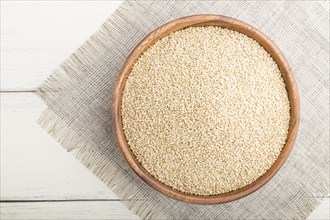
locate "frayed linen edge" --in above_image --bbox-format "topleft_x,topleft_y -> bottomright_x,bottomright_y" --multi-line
37,108 -> 169,220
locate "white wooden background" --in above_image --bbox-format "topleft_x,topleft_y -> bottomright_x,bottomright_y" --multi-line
0,1 -> 329,219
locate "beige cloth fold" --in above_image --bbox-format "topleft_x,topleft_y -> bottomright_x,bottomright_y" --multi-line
37,1 -> 329,219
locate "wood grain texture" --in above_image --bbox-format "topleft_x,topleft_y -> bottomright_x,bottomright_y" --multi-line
0,201 -> 139,220
0,93 -> 117,201
112,14 -> 300,204
0,1 -> 328,219
0,1 -> 122,91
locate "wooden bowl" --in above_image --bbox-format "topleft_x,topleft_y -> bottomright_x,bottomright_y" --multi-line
112,14 -> 300,204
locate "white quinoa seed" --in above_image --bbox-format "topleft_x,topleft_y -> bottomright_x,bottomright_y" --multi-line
121,26 -> 290,196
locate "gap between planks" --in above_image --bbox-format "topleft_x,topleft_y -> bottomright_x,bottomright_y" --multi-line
0,90 -> 36,93
0,199 -> 147,203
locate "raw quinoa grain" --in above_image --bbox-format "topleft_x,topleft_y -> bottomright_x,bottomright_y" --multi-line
121,26 -> 290,196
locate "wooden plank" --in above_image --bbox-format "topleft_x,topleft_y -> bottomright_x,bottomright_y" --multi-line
0,201 -> 139,220
308,198 -> 330,220
1,93 -> 117,200
1,1 -> 122,91
1,92 -> 329,219
0,198 -> 328,220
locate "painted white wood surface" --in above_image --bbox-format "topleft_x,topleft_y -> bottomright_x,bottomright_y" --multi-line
0,93 -> 118,201
1,1 -> 122,91
0,1 -> 328,220
1,201 -> 139,220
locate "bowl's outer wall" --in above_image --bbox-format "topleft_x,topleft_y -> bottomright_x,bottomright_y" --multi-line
112,14 -> 300,204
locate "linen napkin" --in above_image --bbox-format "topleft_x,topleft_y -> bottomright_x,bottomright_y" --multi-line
37,1 -> 329,219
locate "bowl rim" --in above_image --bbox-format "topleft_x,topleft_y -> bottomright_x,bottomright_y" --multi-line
111,14 -> 300,204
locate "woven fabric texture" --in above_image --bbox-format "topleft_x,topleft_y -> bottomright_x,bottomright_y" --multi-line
37,1 -> 329,219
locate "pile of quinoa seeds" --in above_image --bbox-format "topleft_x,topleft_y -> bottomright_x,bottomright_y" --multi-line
121,26 -> 290,196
